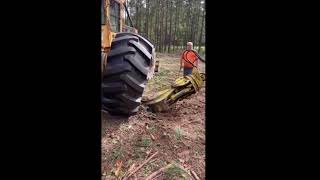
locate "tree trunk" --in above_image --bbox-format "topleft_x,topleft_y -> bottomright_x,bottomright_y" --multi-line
128,0 -> 205,53
198,10 -> 205,53
135,0 -> 139,30
155,0 -> 160,51
189,0 -> 194,43
168,1 -> 173,53
185,0 -> 191,46
159,1 -> 163,52
145,0 -> 149,38
173,0 -> 180,53
164,0 -> 168,53
194,6 -> 201,48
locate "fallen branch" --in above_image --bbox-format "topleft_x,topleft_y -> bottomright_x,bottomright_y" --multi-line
122,163 -> 136,179
190,170 -> 200,180
114,161 -> 123,177
148,158 -> 157,164
150,134 -> 156,141
150,173 -> 162,180
123,151 -> 159,180
145,163 -> 174,180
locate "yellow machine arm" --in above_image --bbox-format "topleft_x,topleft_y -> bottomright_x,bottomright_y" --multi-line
142,68 -> 205,112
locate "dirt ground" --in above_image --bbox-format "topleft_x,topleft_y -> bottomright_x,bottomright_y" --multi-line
102,53 -> 205,180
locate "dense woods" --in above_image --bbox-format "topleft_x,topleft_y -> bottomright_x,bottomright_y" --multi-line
125,0 -> 205,54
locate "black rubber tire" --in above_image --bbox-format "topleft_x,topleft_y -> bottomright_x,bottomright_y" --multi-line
102,32 -> 155,116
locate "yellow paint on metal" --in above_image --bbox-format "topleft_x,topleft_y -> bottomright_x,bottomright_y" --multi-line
101,0 -> 128,65
143,89 -> 175,105
142,68 -> 205,113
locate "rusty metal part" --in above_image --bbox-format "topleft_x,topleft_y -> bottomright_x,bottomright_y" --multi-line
142,68 -> 205,112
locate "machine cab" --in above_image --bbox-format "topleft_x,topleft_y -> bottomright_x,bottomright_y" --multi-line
101,0 -> 137,49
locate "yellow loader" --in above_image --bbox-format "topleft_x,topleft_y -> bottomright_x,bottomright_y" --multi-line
102,0 -> 205,115
101,0 -> 156,115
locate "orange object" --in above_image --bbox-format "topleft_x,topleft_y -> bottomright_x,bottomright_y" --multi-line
181,50 -> 198,68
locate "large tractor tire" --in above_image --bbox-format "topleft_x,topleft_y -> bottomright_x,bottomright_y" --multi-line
102,32 -> 155,116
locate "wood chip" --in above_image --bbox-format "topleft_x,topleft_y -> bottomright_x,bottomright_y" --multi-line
191,170 -> 200,180
114,160 -> 122,177
150,134 -> 156,141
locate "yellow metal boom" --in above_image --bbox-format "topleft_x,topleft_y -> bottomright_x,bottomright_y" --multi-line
142,68 -> 205,112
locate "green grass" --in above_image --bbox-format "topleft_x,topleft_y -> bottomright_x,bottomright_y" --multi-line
135,136 -> 152,147
141,137 -> 152,147
133,147 -> 146,160
142,159 -> 167,177
164,164 -> 188,180
145,69 -> 174,93
109,145 -> 123,165
147,125 -> 157,133
174,127 -> 183,141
